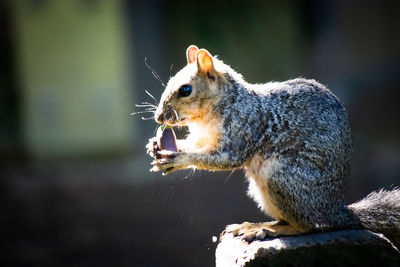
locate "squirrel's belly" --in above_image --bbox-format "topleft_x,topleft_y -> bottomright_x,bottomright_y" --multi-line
244,155 -> 284,220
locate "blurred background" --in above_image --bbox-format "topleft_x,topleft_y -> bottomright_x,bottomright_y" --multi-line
1,0 -> 399,266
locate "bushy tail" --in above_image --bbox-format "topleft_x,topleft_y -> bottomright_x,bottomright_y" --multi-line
349,189 -> 400,247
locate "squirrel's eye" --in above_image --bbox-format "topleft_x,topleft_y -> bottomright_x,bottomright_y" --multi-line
178,84 -> 192,98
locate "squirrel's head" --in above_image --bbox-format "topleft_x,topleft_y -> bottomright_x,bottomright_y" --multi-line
154,45 -> 224,126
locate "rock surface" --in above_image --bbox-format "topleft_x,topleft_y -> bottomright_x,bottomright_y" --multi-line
216,229 -> 400,267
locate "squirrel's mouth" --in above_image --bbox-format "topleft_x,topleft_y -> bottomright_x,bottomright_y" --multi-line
165,117 -> 186,127
156,109 -> 179,124
155,108 -> 189,126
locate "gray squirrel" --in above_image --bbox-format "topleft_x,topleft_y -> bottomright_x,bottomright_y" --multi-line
146,45 -> 400,246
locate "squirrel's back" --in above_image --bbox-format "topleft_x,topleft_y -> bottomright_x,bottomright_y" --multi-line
214,77 -> 354,228
217,77 -> 352,178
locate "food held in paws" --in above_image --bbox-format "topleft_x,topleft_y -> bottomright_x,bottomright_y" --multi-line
156,125 -> 178,153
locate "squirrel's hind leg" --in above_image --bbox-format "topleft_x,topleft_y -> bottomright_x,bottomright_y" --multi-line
222,220 -> 308,242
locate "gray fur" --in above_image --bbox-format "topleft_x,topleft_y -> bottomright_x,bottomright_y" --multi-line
349,189 -> 400,245
213,76 -> 357,230
150,48 -> 400,246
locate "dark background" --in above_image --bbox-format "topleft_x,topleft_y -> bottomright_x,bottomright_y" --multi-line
1,0 -> 399,266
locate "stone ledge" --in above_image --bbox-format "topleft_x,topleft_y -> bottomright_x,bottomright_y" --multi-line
216,229 -> 400,267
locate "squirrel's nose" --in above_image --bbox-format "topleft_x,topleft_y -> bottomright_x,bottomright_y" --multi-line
155,112 -> 165,124
155,110 -> 177,124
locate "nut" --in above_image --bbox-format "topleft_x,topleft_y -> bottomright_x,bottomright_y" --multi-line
156,126 -> 178,153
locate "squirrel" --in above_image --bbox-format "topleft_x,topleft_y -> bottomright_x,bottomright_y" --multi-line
146,45 -> 400,246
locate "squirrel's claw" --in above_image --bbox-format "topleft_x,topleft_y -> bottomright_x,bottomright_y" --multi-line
156,150 -> 179,159
222,221 -> 281,242
222,221 -> 304,242
149,165 -> 177,175
162,167 -> 177,176
150,151 -> 183,175
146,137 -> 159,158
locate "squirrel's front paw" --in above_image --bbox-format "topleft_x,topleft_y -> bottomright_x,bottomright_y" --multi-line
146,137 -> 160,158
150,151 -> 184,175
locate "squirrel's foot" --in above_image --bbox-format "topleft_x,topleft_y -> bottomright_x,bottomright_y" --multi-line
222,221 -> 306,242
150,151 -> 185,175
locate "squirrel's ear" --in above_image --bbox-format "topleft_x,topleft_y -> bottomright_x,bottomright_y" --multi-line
196,49 -> 214,74
186,45 -> 199,64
